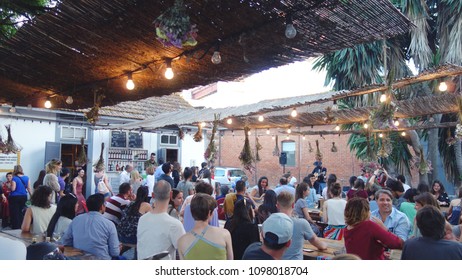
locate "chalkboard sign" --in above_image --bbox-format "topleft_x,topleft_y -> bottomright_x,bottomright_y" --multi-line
128,132 -> 143,148
111,131 -> 127,147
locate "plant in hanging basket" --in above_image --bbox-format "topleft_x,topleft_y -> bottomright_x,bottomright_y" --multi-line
369,101 -> 398,130
255,137 -> 263,162
93,142 -> 105,171
84,94 -> 105,125
4,125 -> 22,154
239,126 -> 255,173
153,0 -> 198,48
193,124 -> 203,142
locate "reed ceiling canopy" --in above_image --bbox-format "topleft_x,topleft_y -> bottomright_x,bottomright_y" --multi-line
0,0 -> 411,109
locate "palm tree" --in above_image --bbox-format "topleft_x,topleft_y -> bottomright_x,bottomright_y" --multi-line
313,0 -> 462,188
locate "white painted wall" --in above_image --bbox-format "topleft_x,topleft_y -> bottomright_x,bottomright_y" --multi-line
0,118 -> 56,185
180,133 -> 206,169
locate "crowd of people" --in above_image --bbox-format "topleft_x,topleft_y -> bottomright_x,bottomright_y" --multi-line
1,156 -> 462,260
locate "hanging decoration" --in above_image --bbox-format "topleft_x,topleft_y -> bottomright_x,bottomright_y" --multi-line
456,124 -> 462,139
377,134 -> 392,158
255,137 -> 262,162
446,129 -> 456,146
193,123 -> 203,142
84,93 -> 105,125
322,106 -> 337,124
204,114 -> 219,164
3,125 -> 22,154
93,142 -> 105,171
77,137 -> 88,166
331,142 -> 337,152
153,0 -> 198,48
239,126 -> 255,173
456,97 -> 462,139
308,142 -> 313,153
315,140 -> 323,161
369,100 -> 398,130
0,133 -> 7,153
412,147 -> 432,175
178,127 -> 185,140
272,135 -> 280,156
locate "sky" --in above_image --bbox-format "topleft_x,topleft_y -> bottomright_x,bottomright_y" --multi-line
181,58 -> 332,108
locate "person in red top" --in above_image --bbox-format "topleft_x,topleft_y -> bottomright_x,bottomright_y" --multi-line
344,197 -> 403,260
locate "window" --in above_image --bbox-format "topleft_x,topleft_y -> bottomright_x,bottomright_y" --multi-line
60,126 -> 87,140
160,134 -> 178,145
282,141 -> 296,166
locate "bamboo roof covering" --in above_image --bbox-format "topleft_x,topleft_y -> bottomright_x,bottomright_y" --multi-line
0,0 -> 412,109
106,64 -> 462,131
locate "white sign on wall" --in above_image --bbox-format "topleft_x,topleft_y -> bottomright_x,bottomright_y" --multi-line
0,152 -> 20,172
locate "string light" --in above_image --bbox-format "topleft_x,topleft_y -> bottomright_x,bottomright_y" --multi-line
266,129 -> 270,135
200,121 -> 206,128
211,42 -> 222,64
44,98 -> 52,109
165,60 -> 174,80
9,103 -> 16,113
258,115 -> 264,122
380,94 -> 387,103
226,118 -> 233,125
363,123 -> 369,129
378,133 -> 383,138
272,135 -> 275,140
286,135 -> 290,140
438,81 -> 447,92
401,131 -> 406,136
291,108 -> 297,117
394,120 -> 399,126
285,14 -> 297,39
248,130 -> 251,136
335,125 -> 340,131
302,135 -> 306,140
287,127 -> 292,134
126,73 -> 135,90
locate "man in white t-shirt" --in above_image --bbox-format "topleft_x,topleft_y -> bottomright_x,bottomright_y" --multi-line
119,164 -> 133,184
137,180 -> 185,260
396,175 -> 411,192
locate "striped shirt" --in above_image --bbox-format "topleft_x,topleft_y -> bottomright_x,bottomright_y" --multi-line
103,194 -> 130,225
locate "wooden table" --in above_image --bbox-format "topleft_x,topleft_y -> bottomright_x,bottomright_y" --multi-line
303,237 -> 402,260
0,229 -> 97,259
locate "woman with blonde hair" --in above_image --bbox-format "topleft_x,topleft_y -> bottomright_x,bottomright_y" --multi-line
94,166 -> 112,199
129,169 -> 143,193
43,159 -> 62,204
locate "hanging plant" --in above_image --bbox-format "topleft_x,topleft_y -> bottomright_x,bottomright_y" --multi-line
272,135 -> 280,156
255,137 -> 262,162
153,0 -> 198,48
446,129 -> 456,146
369,98 -> 398,130
193,123 -> 203,142
322,106 -> 337,124
239,126 -> 255,173
315,140 -> 323,161
0,133 -> 7,153
308,142 -> 313,153
84,93 -> 105,125
331,142 -> 337,152
204,114 -> 219,164
178,127 -> 184,140
411,147 -> 432,175
93,142 -> 105,171
77,137 -> 88,166
4,125 -> 22,154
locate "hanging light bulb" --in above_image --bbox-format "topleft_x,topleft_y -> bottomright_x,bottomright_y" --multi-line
226,118 -> 232,125
363,123 -> 369,129
394,120 -> 400,126
287,127 -> 292,134
401,131 -> 406,136
258,115 -> 264,122
286,135 -> 290,140
126,73 -> 135,90
165,60 -> 174,80
335,125 -> 340,131
439,81 -> 448,92
332,100 -> 338,110
379,133 -> 383,138
272,135 -> 275,140
44,98 -> 52,109
211,51 -> 222,64
66,96 -> 74,104
291,108 -> 297,117
248,130 -> 251,136
380,94 -> 387,103
285,14 -> 297,39
302,135 -> 306,140
266,129 -> 270,135
200,122 -> 206,128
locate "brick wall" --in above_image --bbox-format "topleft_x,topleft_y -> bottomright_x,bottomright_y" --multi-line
217,127 -> 364,187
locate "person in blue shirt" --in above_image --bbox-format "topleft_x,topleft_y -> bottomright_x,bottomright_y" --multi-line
302,175 -> 318,208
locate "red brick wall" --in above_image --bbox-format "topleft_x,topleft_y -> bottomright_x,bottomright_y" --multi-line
217,127 -> 364,187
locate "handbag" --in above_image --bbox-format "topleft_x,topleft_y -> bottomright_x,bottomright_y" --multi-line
97,177 -> 109,195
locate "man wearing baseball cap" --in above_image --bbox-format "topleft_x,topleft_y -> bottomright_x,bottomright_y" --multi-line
242,213 -> 293,260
